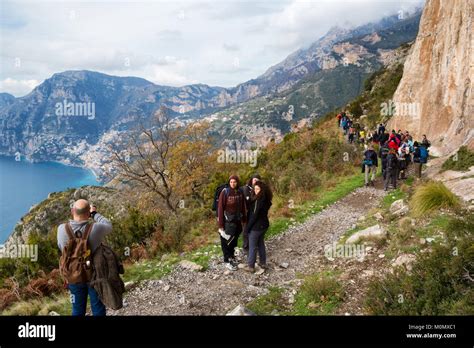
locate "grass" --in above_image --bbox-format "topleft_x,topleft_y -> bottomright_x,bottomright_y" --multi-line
365,213 -> 474,315
409,181 -> 461,217
382,188 -> 407,210
246,287 -> 288,315
2,294 -> 71,316
441,146 -> 474,172
293,271 -> 344,315
122,255 -> 180,283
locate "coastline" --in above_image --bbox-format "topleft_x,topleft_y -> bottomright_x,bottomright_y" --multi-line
0,155 -> 102,243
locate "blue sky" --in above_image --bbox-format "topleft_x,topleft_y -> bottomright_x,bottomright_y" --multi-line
0,0 -> 423,97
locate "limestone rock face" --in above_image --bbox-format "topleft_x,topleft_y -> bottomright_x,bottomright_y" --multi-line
389,0 -> 473,156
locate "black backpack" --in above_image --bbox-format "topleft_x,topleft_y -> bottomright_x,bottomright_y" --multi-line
212,183 -> 229,215
387,154 -> 398,170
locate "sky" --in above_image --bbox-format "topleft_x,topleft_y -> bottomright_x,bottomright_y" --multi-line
0,0 -> 424,97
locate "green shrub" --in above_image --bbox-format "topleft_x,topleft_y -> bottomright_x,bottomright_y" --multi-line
441,146 -> 474,172
293,272 -> 344,315
107,208 -> 161,258
365,214 -> 474,315
247,287 -> 287,315
410,181 -> 461,217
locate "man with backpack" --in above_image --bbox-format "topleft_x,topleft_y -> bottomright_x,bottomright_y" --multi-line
413,141 -> 428,178
217,175 -> 247,271
363,145 -> 378,187
378,123 -> 385,136
57,199 -> 113,316
384,148 -> 399,191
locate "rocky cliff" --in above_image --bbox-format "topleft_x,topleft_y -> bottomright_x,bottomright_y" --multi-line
389,0 -> 473,155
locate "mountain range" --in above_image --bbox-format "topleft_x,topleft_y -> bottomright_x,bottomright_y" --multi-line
0,9 -> 421,181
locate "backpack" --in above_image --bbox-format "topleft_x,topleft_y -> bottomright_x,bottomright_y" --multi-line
387,154 -> 398,169
363,150 -> 374,166
419,146 -> 428,163
59,222 -> 94,284
212,184 -> 229,213
89,244 -> 125,310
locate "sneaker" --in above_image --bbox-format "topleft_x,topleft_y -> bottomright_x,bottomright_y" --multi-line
225,262 -> 237,271
257,263 -> 268,270
228,257 -> 238,267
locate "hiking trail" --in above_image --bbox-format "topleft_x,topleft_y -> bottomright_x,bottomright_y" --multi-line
111,182 -> 390,315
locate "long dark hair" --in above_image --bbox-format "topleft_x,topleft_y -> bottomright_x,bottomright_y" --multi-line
253,180 -> 273,203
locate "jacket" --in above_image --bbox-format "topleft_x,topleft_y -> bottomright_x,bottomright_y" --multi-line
245,196 -> 272,233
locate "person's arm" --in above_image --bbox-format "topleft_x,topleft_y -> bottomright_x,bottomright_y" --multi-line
245,198 -> 264,233
91,213 -> 112,233
57,224 -> 68,252
241,192 -> 247,224
217,190 -> 226,229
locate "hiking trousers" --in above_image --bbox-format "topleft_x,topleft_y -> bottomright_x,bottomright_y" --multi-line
384,168 -> 397,190
414,162 -> 422,178
220,224 -> 241,262
365,165 -> 376,184
247,228 -> 267,268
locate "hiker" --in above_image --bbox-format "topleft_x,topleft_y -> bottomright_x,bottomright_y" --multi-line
384,148 -> 399,191
421,134 -> 431,148
57,199 -> 112,316
341,116 -> 349,135
348,126 -> 355,144
413,141 -> 423,178
379,130 -> 389,146
414,141 -> 429,178
398,147 -> 408,180
217,175 -> 247,271
378,123 -> 385,136
388,132 -> 400,151
372,129 -> 379,144
359,129 -> 366,144
241,174 -> 261,255
379,140 -> 389,181
396,129 -> 403,141
363,145 -> 378,187
336,113 -> 342,127
243,181 -> 272,273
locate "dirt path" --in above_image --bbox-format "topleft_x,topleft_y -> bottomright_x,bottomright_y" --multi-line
111,183 -> 388,316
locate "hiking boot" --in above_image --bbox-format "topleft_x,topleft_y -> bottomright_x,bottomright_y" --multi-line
242,265 -> 255,273
257,263 -> 267,270
225,262 -> 237,271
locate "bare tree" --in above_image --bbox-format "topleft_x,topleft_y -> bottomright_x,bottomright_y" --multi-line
110,106 -> 179,212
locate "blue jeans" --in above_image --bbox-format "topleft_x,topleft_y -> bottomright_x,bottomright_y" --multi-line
68,283 -> 106,316
247,228 -> 267,268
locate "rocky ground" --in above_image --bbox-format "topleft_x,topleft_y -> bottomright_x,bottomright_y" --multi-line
110,183 -> 389,316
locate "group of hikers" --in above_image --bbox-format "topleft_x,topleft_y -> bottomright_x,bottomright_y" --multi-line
58,174 -> 273,316
213,174 -> 272,273
56,111 -> 431,316
337,111 -> 431,191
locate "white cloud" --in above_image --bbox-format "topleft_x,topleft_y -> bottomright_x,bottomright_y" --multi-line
0,78 -> 40,96
0,0 -> 424,96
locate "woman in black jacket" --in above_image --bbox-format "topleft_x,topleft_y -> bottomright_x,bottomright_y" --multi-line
243,181 -> 272,273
